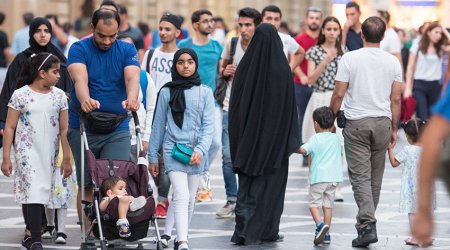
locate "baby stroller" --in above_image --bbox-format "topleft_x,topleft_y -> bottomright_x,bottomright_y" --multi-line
79,112 -> 163,250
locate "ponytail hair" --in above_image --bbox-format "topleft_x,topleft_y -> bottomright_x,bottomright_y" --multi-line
401,118 -> 426,143
16,52 -> 60,90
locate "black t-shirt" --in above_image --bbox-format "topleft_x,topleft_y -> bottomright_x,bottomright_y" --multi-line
346,28 -> 363,51
0,30 -> 9,67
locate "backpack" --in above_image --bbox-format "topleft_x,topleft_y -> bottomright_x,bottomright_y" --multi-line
215,37 -> 238,107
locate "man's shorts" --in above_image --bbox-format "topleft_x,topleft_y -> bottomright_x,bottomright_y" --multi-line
308,182 -> 338,208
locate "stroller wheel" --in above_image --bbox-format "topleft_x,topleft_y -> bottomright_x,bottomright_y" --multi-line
100,240 -> 107,250
156,241 -> 163,250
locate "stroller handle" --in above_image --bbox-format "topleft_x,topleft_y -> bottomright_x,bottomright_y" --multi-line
131,111 -> 140,127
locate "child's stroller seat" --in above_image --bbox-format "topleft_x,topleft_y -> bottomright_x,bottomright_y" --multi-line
79,112 -> 162,250
87,148 -> 156,242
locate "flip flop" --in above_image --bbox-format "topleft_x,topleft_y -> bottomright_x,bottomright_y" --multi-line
404,237 -> 419,246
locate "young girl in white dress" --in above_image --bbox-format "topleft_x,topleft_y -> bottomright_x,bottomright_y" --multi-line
388,118 -> 434,246
1,52 -> 72,250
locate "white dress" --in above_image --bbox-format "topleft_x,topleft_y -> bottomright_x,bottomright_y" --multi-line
396,145 -> 435,213
8,85 -> 68,204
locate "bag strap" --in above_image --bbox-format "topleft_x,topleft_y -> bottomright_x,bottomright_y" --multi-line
145,49 -> 155,73
139,70 -> 148,107
228,37 -> 238,65
193,86 -> 201,146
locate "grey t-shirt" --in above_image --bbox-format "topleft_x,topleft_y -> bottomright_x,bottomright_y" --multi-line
119,24 -> 144,50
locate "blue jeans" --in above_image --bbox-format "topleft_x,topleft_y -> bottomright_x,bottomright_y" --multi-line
221,111 -> 237,201
294,83 -> 314,143
413,79 -> 441,121
205,106 -> 222,171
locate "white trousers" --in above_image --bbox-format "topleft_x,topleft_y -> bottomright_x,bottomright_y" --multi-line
168,172 -> 200,242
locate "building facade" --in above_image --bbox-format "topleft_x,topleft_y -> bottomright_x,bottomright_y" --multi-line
0,0 -> 331,40
0,0 -> 449,43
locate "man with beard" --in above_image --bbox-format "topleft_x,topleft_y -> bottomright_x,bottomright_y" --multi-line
261,5 -> 305,72
293,7 -> 322,167
66,9 -> 140,231
178,9 -> 223,202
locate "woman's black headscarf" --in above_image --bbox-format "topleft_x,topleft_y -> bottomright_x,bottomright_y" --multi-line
162,48 -> 201,129
229,23 -> 300,176
22,17 -> 67,63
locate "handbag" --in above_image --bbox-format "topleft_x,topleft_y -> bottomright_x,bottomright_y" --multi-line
84,111 -> 128,134
214,37 -> 238,107
171,86 -> 201,165
171,143 -> 194,165
336,110 -> 346,128
400,96 -> 416,122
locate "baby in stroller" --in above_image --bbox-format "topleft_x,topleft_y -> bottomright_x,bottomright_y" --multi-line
100,176 -> 147,238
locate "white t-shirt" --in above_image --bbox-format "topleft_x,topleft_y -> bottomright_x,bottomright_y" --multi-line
220,37 -> 246,112
335,48 -> 403,120
141,48 -> 175,91
278,32 -> 300,59
129,71 -> 157,144
380,28 -> 401,54
410,42 -> 443,81
64,35 -> 80,58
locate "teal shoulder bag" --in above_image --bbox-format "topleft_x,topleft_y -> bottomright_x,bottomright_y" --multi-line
171,143 -> 194,165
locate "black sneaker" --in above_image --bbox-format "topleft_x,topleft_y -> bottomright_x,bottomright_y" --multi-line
21,235 -> 32,249
29,242 -> 43,250
55,232 -> 67,244
41,226 -> 54,239
173,238 -> 179,250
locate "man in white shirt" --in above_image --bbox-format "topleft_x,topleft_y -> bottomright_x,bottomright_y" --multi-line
330,16 -> 403,248
377,10 -> 402,66
216,7 -> 261,218
261,5 -> 305,72
141,13 -> 181,91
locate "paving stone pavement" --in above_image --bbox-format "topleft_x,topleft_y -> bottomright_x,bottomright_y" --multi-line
0,130 -> 450,249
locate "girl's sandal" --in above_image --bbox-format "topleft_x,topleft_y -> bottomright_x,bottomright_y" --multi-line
404,237 -> 419,246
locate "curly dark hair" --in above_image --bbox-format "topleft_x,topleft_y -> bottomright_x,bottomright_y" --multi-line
401,118 -> 426,143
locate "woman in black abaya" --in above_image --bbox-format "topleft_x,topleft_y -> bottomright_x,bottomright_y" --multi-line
229,23 -> 300,245
0,17 -> 72,129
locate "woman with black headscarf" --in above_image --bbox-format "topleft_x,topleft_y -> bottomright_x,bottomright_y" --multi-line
229,23 -> 300,245
148,48 -> 215,250
0,17 -> 71,132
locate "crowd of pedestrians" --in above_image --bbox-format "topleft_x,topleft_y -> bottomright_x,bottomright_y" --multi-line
0,1 -> 450,249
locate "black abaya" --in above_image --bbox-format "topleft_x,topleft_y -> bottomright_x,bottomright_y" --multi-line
228,23 -> 300,245
0,17 -> 72,127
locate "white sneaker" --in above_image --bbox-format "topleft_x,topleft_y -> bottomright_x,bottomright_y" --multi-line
216,201 -> 236,218
160,234 -> 170,248
334,190 -> 344,202
129,196 -> 147,211
41,226 -> 54,239
55,232 -> 67,244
